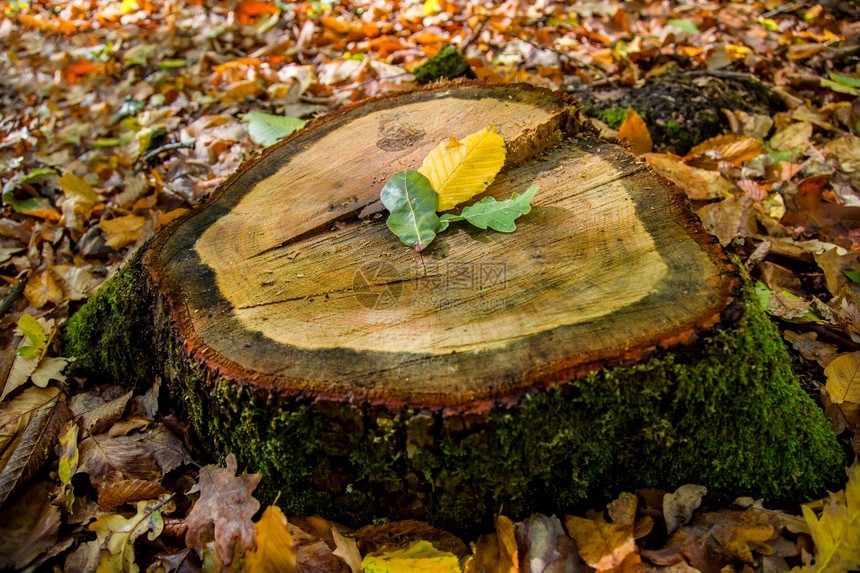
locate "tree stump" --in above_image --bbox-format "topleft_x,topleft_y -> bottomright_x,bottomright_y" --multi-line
65,82 -> 845,532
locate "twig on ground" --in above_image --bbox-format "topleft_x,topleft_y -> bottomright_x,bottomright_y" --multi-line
0,270 -> 30,320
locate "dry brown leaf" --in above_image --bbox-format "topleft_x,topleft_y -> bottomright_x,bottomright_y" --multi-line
72,389 -> 133,436
608,492 -> 638,526
184,453 -> 261,567
100,215 -> 146,250
664,484 -> 707,534
783,330 -> 838,367
24,268 -> 64,309
769,121 -> 813,151
76,424 -> 191,492
644,153 -> 734,200
515,513 -> 580,573
617,109 -> 653,155
697,196 -> 757,246
0,392 -> 70,508
355,520 -> 468,558
566,514 -> 636,572
824,135 -> 860,173
0,480 -> 62,570
243,505 -> 297,573
465,515 -> 519,573
97,478 -> 171,509
684,134 -> 765,166
331,527 -> 361,573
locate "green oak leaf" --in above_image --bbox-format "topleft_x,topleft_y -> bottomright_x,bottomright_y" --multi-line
440,184 -> 538,232
381,170 -> 441,252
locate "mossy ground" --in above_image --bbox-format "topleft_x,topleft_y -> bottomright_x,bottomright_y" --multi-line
413,45 -> 477,85
64,260 -> 847,534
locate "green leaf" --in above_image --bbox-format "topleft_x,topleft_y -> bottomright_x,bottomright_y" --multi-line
845,270 -> 860,285
440,184 -> 538,233
381,171 -> 441,252
820,78 -> 860,97
668,19 -> 700,34
16,315 -> 47,359
243,111 -> 306,147
829,71 -> 860,88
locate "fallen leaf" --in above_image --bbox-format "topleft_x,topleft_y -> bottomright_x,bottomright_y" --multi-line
645,153 -> 734,200
769,122 -> 813,152
418,125 -> 507,211
381,170 -> 441,251
243,111 -> 306,147
97,478 -> 171,509
664,485 -> 707,534
0,480 -> 62,570
698,196 -> 757,246
184,453 -> 261,566
515,513 -> 580,573
685,134 -> 765,167
23,267 -> 64,309
799,462 -> 860,572
90,496 -> 173,573
824,352 -> 860,404
566,514 -> 636,571
100,215 -> 146,250
363,540 -> 461,572
76,424 -> 191,493
439,184 -> 538,232
783,330 -> 838,367
243,505 -> 297,573
0,386 -> 61,457
71,389 -> 133,436
332,527 -> 361,573
824,135 -> 860,173
0,391 -> 70,508
617,108 -> 653,155
355,520 -> 469,558
57,421 -> 79,511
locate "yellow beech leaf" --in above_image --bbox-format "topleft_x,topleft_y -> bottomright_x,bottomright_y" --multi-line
824,352 -> 860,404
565,515 -> 637,572
418,125 -> 506,211
243,506 -> 297,573
361,540 -> 460,573
797,462 -> 860,572
617,109 -> 653,155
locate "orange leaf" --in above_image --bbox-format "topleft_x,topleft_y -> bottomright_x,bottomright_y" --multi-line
62,61 -> 104,83
617,109 -> 653,155
212,58 -> 263,73
237,0 -> 278,25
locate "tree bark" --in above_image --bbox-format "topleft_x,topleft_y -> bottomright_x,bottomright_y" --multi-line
65,81 -> 845,533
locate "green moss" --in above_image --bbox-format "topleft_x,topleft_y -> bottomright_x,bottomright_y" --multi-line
665,120 -> 680,139
63,248 -> 155,384
65,266 -> 846,535
599,107 -> 628,130
413,45 -> 476,85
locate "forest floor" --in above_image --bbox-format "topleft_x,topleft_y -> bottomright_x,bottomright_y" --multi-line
1,0 -> 860,571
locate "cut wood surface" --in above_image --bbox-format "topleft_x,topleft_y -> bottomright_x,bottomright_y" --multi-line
150,82 -> 737,407
66,81 -> 844,530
